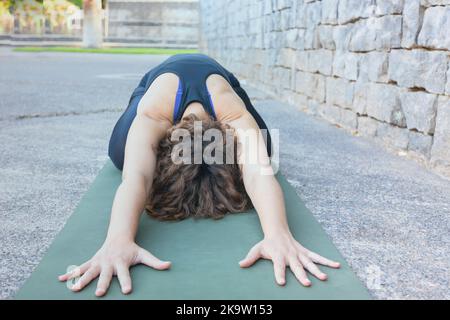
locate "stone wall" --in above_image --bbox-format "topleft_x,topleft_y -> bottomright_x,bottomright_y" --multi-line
199,0 -> 450,177
106,0 -> 199,48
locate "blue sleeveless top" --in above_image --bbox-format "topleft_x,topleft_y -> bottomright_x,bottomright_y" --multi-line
132,53 -> 235,123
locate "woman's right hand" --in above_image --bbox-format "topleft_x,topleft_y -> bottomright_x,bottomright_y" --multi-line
58,238 -> 171,297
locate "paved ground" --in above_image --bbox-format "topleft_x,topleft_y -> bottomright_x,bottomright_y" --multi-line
0,47 -> 449,299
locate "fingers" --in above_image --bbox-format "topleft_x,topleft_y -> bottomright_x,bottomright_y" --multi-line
239,245 -> 261,268
116,263 -> 132,295
71,266 -> 100,292
308,251 -> 341,269
272,259 -> 286,286
288,257 -> 311,287
95,267 -> 113,297
58,261 -> 90,281
137,248 -> 171,270
298,254 -> 327,281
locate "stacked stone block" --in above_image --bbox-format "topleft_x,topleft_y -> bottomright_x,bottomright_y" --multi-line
199,0 -> 450,176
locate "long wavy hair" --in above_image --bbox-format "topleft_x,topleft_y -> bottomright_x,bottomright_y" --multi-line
145,114 -> 252,220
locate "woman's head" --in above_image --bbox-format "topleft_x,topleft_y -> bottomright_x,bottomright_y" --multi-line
145,114 -> 252,221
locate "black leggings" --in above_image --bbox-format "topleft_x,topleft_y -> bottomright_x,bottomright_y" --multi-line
108,73 -> 272,171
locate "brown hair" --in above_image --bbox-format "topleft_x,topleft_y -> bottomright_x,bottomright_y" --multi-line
145,114 -> 252,221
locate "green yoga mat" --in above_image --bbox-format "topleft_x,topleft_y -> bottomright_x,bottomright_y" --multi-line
16,160 -> 370,300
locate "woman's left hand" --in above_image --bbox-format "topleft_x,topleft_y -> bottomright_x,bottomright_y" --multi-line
239,232 -> 341,286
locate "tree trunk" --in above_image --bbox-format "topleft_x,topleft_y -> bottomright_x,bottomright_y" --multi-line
83,0 -> 102,48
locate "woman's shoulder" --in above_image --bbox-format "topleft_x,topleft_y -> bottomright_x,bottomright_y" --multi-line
213,90 -> 249,123
136,73 -> 180,122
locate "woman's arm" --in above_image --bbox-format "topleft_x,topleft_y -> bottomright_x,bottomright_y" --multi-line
107,114 -> 170,243
229,108 -> 340,287
230,112 -> 289,235
59,110 -> 172,296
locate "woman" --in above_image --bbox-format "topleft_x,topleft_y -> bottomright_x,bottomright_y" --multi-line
58,53 -> 340,297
